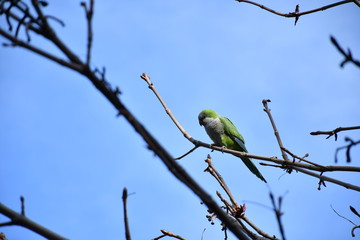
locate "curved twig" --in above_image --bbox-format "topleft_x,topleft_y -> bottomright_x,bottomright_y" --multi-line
235,0 -> 356,18
174,145 -> 199,160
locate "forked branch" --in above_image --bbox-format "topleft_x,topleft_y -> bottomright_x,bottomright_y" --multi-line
141,74 -> 360,192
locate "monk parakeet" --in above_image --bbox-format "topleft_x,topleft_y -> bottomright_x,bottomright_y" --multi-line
198,109 -> 267,183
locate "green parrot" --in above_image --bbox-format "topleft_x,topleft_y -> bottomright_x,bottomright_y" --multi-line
198,109 -> 267,183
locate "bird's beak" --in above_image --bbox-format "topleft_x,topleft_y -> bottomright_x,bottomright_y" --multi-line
199,120 -> 203,126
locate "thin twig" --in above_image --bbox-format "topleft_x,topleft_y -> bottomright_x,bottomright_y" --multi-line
235,0 -> 355,19
216,191 -> 235,213
204,155 -> 238,207
262,99 -> 290,162
331,205 -> 356,226
174,145 -> 199,160
152,230 -> 187,240
329,36 -> 360,68
241,214 -> 278,240
310,126 -> 360,140
141,73 -> 193,141
81,0 -> 94,65
352,225 -> 360,237
335,138 -> 360,163
282,147 -> 322,168
122,188 -> 131,240
269,193 -> 286,240
20,196 -> 25,216
207,159 -> 277,239
0,28 -> 83,72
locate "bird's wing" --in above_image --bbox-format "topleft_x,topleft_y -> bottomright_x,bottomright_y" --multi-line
220,117 -> 248,152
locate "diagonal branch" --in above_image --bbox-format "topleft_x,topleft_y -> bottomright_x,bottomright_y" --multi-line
262,99 -> 290,162
0,2 -> 250,239
330,36 -> 360,68
205,156 -> 279,240
0,202 -> 68,240
0,28 -> 83,72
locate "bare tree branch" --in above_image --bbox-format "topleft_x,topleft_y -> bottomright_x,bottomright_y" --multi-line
310,126 -> 360,140
235,0 -> 358,25
152,229 -> 187,240
335,137 -> 360,163
80,0 -> 94,65
269,193 -> 286,240
141,74 -> 360,191
0,202 -> 68,240
122,188 -> 131,240
262,99 -> 290,163
331,205 -> 360,237
330,36 -> 360,68
205,155 -> 278,240
0,2 -> 251,239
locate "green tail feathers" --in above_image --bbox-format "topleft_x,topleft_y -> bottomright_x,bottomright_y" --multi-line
240,157 -> 267,183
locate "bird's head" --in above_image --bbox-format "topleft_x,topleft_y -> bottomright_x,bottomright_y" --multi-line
198,109 -> 219,126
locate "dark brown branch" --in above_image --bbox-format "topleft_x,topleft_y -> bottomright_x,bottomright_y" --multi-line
81,0 -> 94,65
335,137 -> 360,163
19,196 -> 25,216
235,0 -> 356,21
122,188 -> 131,240
269,193 -> 286,240
0,28 -> 83,72
0,202 -> 68,240
352,225 -> 360,237
0,3 -> 250,239
350,205 -> 360,218
330,36 -> 360,68
310,126 -> 360,140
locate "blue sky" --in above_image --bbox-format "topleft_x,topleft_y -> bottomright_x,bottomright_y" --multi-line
1,0 -> 359,239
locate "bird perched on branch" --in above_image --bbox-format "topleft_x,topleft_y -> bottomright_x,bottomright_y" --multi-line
198,109 -> 267,183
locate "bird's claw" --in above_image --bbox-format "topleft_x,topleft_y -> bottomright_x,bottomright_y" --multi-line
220,146 -> 226,153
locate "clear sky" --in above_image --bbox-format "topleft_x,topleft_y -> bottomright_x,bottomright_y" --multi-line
1,0 -> 359,239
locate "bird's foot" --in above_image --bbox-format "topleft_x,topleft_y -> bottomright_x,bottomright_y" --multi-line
220,146 -> 227,153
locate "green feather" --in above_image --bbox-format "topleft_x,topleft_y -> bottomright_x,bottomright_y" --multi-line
219,116 -> 267,183
199,109 -> 267,183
